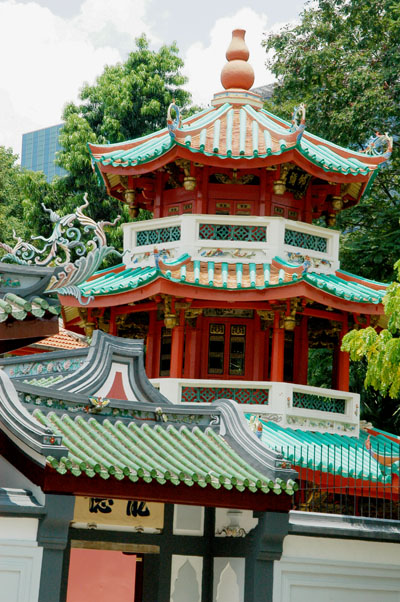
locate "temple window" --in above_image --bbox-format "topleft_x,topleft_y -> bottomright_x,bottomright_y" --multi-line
159,327 -> 172,376
208,324 -> 225,375
206,322 -> 248,378
229,325 -> 246,375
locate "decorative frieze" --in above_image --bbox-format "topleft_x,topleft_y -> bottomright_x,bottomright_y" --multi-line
137,225 -> 181,246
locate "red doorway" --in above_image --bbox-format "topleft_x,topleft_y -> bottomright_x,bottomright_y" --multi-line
66,548 -> 140,602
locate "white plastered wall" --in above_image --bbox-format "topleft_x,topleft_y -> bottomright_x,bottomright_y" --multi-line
274,535 -> 400,602
0,517 -> 42,602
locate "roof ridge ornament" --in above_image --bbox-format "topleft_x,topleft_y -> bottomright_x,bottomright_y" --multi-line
0,194 -> 121,306
363,132 -> 393,159
221,29 -> 255,91
289,103 -> 306,142
167,101 -> 181,139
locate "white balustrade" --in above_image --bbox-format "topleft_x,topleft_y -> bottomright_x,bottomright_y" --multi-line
150,378 -> 359,436
123,215 -> 340,273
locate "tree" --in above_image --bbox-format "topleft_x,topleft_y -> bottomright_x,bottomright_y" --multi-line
0,145 -> 81,253
0,147 -> 26,243
263,0 -> 400,281
54,35 -> 194,251
342,259 -> 400,431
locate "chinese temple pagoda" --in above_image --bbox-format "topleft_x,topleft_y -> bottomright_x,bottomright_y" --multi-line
2,29 -> 400,602
61,29 -> 390,421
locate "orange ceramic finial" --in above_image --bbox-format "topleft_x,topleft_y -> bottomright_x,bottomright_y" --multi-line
220,29 -> 255,91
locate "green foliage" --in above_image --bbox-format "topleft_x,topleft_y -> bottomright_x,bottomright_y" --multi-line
264,0 -> 400,281
349,359 -> 400,434
0,36 -> 192,258
342,261 -> 400,399
307,348 -> 333,389
52,35 -> 192,254
0,147 -> 26,243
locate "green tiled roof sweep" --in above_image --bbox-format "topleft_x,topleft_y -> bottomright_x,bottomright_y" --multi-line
89,103 -> 383,178
257,419 -> 400,484
33,410 -> 297,495
0,293 -> 60,322
76,255 -> 387,305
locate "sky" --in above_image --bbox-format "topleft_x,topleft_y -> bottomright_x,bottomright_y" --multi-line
0,0 -> 308,158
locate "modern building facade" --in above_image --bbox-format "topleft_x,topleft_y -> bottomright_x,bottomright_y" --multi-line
21,123 -> 67,182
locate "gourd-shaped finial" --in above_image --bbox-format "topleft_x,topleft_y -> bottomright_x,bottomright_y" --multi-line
220,29 -> 255,90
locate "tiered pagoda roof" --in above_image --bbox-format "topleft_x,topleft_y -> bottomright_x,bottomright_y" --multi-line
72,256 -> 388,310
89,104 -> 385,183
88,29 -> 391,205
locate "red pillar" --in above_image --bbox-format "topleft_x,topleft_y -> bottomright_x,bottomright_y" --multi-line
153,322 -> 162,377
109,308 -> 117,336
183,324 -> 194,378
253,313 -> 266,381
337,316 -> 350,391
270,312 -> 285,382
169,312 -> 185,378
293,316 -> 308,384
145,311 -> 156,378
153,171 -> 163,218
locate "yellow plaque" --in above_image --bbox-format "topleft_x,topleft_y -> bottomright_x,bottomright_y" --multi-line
73,497 -> 164,530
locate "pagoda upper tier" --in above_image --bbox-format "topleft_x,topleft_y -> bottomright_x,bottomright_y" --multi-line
88,30 -> 392,222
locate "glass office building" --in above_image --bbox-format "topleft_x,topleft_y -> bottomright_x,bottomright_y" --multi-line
21,123 -> 67,182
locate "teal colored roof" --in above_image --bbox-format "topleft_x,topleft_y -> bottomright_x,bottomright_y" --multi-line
0,293 -> 60,322
89,101 -> 386,178
75,255 -> 387,305
257,419 -> 400,484
33,409 -> 296,495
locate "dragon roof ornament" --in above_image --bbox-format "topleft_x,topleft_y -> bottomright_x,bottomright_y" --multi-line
0,194 -> 120,305
363,132 -> 393,159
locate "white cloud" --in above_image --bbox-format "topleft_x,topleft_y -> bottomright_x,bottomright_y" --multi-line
0,0 -> 157,158
183,8 -> 275,107
0,1 -> 297,160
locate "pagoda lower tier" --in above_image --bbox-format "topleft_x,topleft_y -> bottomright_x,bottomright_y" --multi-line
60,215 -> 387,398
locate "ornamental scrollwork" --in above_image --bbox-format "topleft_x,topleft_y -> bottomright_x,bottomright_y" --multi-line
167,102 -> 181,139
0,194 -> 121,305
363,132 -> 393,158
289,103 -> 306,141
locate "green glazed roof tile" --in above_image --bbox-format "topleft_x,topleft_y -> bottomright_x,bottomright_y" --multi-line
255,418 -> 400,483
75,254 -> 387,307
89,102 -> 387,181
33,409 -> 294,495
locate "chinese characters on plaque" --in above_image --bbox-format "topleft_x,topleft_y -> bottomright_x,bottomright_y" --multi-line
73,496 -> 164,530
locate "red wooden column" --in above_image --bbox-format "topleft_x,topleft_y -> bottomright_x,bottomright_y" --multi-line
253,313 -> 266,381
337,315 -> 350,391
270,311 -> 285,382
183,324 -> 194,378
145,311 -> 156,378
153,322 -> 162,378
153,171 -> 163,218
293,316 -> 308,384
169,311 -> 185,378
109,308 -> 117,336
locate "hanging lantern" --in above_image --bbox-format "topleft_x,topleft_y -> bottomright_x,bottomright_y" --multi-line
273,179 -> 286,195
331,196 -> 343,211
164,313 -> 178,329
284,316 -> 296,331
124,189 -> 138,218
183,176 -> 197,191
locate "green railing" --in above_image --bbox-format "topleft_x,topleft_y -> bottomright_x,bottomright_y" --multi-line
181,386 -> 269,404
136,226 -> 181,246
293,391 -> 345,414
199,224 -> 267,242
284,229 -> 327,252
